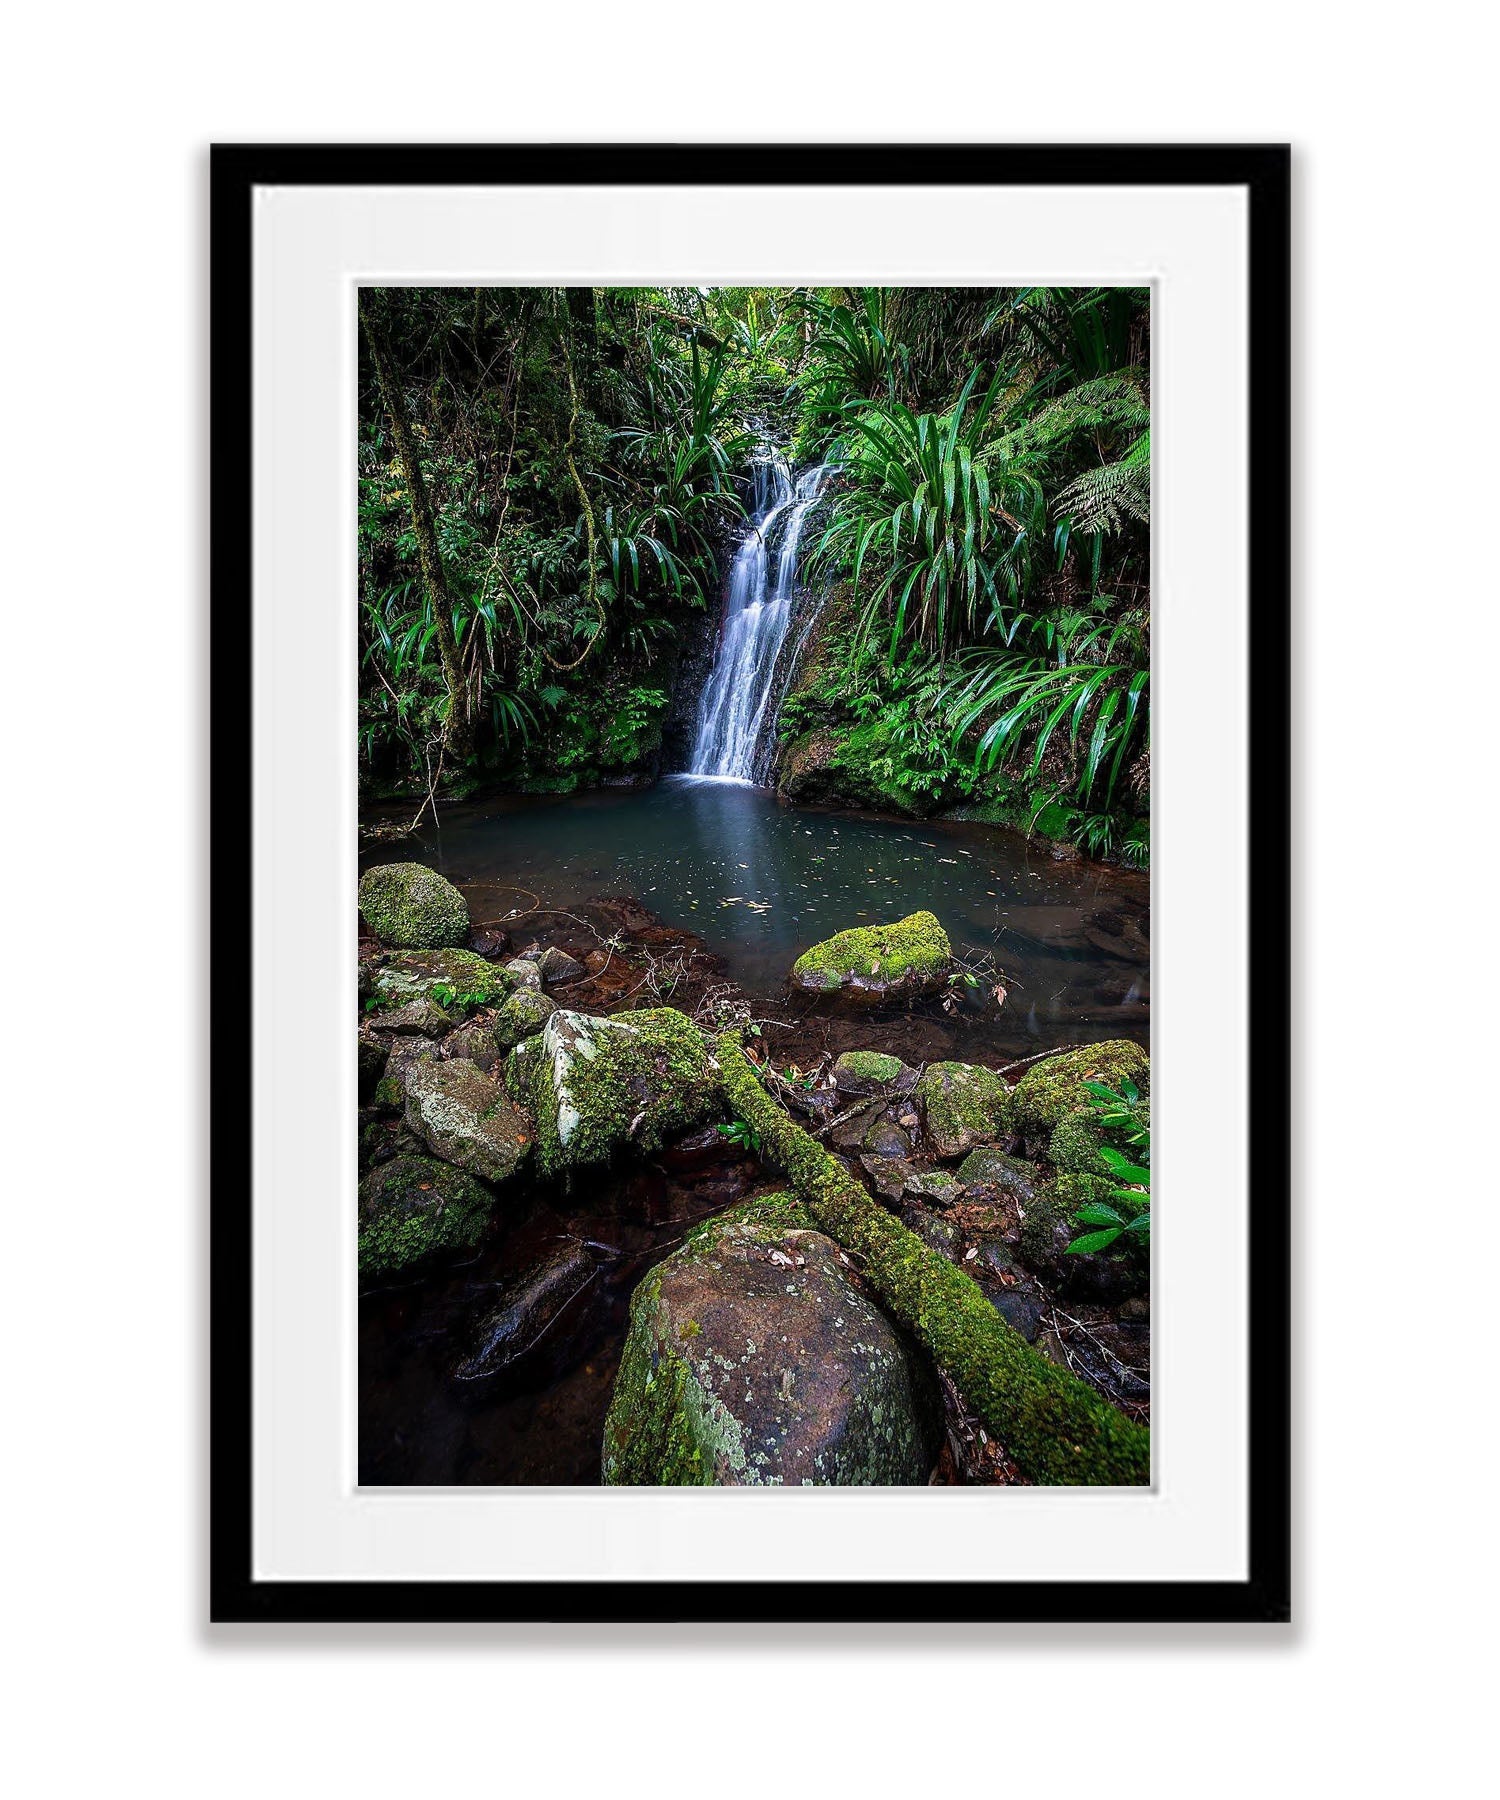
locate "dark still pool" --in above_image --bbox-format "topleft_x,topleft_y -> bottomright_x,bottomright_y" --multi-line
362,775 -> 1149,1056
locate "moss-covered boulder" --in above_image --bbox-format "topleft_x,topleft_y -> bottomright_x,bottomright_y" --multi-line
1048,1108 -> 1111,1178
916,1061 -> 1012,1158
1019,1174 -> 1148,1301
603,1200 -> 940,1486
790,911 -> 951,1005
492,986 -> 558,1054
1010,1041 -> 1149,1142
367,947 -> 512,1016
357,1154 -> 496,1278
402,1058 -> 534,1183
372,1035 -> 441,1110
520,1007 -> 719,1175
831,1050 -> 912,1096
358,862 -> 470,949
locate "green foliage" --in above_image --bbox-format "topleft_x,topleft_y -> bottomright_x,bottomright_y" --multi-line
716,1117 -> 762,1154
1066,1080 -> 1151,1256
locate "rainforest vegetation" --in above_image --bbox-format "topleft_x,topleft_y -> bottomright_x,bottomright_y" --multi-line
359,284 -> 1150,862
358,285 -> 1153,1490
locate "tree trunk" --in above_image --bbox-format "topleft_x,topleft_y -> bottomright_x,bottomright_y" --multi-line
715,1033 -> 1150,1486
358,293 -> 472,760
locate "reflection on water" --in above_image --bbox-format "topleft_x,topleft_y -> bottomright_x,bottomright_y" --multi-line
363,776 -> 1149,1053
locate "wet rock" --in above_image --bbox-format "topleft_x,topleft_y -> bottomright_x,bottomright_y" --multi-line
831,1050 -> 912,1096
989,1290 -> 1044,1342
403,1058 -> 534,1183
789,911 -> 951,1006
916,1061 -> 1012,1158
366,996 -> 458,1038
491,986 -> 557,1053
503,957 -> 543,990
358,1155 -> 497,1279
469,925 -> 511,959
454,1242 -> 599,1383
827,1100 -> 882,1151
444,1017 -> 504,1071
372,1035 -> 442,1110
957,1144 -> 1041,1204
358,1030 -> 389,1100
861,1114 -> 913,1160
517,1007 -> 719,1176
973,1236 -> 1026,1282
603,1201 -> 940,1486
858,1154 -> 912,1203
1119,1295 -> 1152,1325
1009,1040 -> 1149,1142
368,947 -> 512,1014
899,1206 -> 960,1260
786,1085 -> 838,1125
358,862 -> 470,949
903,1168 -> 964,1207
530,944 -> 586,986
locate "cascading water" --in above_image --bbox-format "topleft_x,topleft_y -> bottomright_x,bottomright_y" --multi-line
688,454 -> 829,783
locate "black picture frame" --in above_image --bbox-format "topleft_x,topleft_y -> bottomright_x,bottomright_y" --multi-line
210,142 -> 1290,1626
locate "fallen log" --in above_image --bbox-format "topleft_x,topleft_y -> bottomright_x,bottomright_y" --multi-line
716,1033 -> 1150,1486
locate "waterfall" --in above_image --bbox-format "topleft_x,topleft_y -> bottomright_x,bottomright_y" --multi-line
689,455 -> 829,783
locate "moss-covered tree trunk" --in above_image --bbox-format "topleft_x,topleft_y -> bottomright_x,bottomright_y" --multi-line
715,1033 -> 1150,1486
358,292 -> 472,760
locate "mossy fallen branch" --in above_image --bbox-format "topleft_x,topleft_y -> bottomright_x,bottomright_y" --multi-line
715,1033 -> 1150,1486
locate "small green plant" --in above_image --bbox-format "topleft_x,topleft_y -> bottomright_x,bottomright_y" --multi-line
428,982 -> 495,1012
1066,1078 -> 1150,1255
717,1118 -> 762,1155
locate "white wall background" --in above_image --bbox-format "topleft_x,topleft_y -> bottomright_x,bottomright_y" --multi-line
4,4 -> 1493,1795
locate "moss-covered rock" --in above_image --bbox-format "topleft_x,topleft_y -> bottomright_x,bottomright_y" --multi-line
831,1050 -> 911,1096
1048,1108 -> 1112,1178
1010,1041 -> 1149,1142
358,1031 -> 389,1100
903,1168 -> 964,1206
916,1061 -> 1012,1158
357,1155 -> 496,1278
956,1144 -> 1043,1204
790,911 -> 951,1004
715,1033 -> 1150,1485
1019,1173 -> 1148,1301
367,947 -> 512,1016
491,986 -> 558,1054
358,862 -> 470,949
520,1007 -> 719,1176
602,1199 -> 940,1486
402,1057 -> 534,1183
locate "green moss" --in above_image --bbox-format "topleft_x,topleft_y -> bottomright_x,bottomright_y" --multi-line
791,910 -> 951,993
357,1155 -> 495,1277
526,1007 -> 720,1176
1048,1108 -> 1112,1178
916,1061 -> 1013,1157
491,986 -> 557,1053
715,1035 -> 1149,1486
369,947 -> 512,1014
1010,1041 -> 1150,1142
358,862 -> 470,949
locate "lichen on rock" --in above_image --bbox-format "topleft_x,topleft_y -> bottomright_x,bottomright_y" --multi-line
367,947 -> 512,1016
602,1198 -> 939,1486
789,910 -> 951,1004
402,1057 -> 534,1183
491,986 -> 558,1054
358,862 -> 470,949
916,1060 -> 1012,1158
520,1006 -> 719,1175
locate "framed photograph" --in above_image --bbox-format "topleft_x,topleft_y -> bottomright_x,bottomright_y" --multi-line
212,143 -> 1289,1623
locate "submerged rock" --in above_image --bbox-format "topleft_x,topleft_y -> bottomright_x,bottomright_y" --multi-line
358,1155 -> 496,1279
789,911 -> 951,1005
454,1242 -> 599,1383
402,1057 -> 534,1183
358,862 -> 470,949
602,1201 -> 939,1486
519,1007 -> 719,1176
468,925 -> 511,959
1009,1040 -> 1149,1142
916,1061 -> 1012,1158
